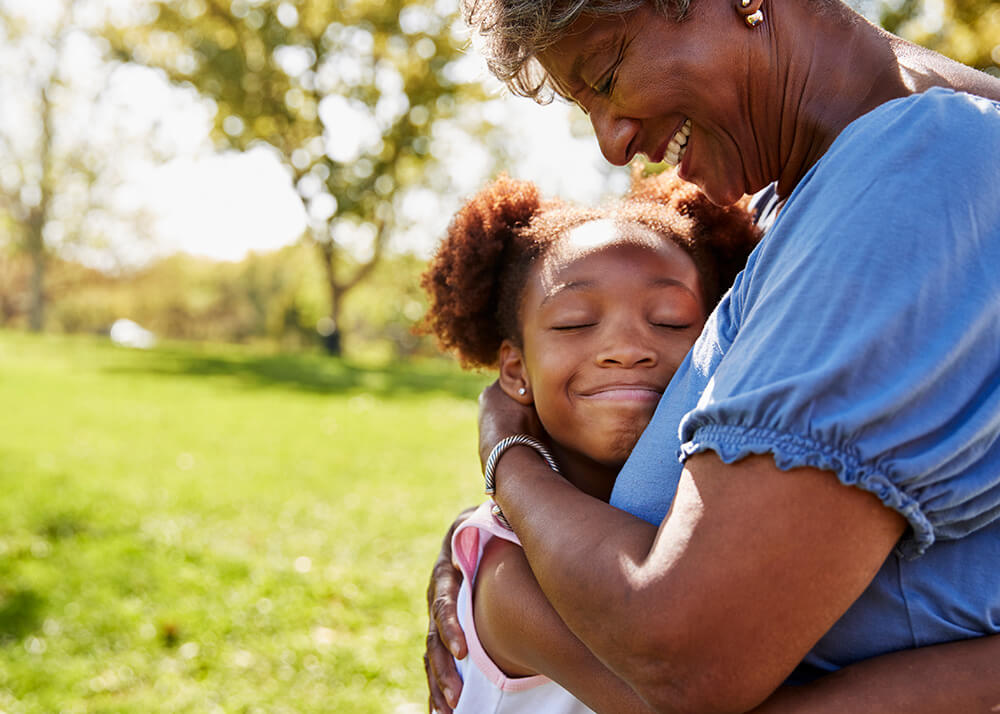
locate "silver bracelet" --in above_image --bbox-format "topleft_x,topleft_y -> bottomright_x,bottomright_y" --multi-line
484,435 -> 561,530
484,434 -> 561,494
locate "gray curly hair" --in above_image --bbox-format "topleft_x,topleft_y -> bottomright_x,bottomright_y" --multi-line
461,0 -> 690,101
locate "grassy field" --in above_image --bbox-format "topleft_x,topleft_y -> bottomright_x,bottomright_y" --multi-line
0,330 -> 490,713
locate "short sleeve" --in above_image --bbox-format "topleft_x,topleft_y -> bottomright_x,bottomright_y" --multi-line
678,90 -> 1000,558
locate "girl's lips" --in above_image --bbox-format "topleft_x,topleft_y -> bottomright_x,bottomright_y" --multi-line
580,386 -> 663,402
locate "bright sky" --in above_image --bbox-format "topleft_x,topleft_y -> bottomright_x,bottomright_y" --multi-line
1,0 -> 624,265
143,87 -> 621,262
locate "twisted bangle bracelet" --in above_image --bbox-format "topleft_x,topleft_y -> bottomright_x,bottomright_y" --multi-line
484,434 -> 561,494
484,435 -> 561,530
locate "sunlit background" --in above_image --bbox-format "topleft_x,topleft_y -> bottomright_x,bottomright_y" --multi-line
0,0 -> 997,710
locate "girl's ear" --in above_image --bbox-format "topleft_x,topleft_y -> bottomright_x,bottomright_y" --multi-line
498,340 -> 533,405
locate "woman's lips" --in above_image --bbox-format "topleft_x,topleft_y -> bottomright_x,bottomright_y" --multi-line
649,118 -> 691,165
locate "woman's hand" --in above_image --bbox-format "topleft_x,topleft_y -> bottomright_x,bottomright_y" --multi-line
424,506 -> 475,714
478,380 -> 545,466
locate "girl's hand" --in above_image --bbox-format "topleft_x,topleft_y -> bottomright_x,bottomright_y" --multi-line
424,506 -> 475,713
478,380 -> 545,467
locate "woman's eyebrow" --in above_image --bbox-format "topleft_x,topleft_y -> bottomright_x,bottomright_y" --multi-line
569,32 -> 619,83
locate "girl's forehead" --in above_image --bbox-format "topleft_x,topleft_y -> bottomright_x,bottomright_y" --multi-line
555,219 -> 663,257
536,219 -> 686,289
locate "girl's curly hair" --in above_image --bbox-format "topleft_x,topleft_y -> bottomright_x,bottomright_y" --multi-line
419,169 -> 761,369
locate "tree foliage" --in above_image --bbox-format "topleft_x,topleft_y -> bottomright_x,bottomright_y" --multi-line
107,0 -> 492,355
881,0 -> 1000,75
0,0 -> 162,331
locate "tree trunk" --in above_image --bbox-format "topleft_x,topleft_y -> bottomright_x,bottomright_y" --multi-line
27,222 -> 44,332
319,239 -> 343,357
321,324 -> 342,356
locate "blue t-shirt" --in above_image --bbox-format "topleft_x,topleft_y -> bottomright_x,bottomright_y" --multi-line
610,88 -> 1000,674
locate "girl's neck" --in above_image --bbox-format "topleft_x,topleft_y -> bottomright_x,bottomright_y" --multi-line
550,442 -> 620,503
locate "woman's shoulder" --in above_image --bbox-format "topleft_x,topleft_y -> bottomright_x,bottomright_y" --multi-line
778,88 -> 1000,236
832,88 -> 1000,163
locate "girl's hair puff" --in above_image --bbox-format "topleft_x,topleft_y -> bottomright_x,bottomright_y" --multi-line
419,174 -> 546,368
621,169 -> 761,307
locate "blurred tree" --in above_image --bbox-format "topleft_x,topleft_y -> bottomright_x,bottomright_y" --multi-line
0,3 -> 70,331
880,0 -> 1000,75
0,0 -> 161,331
107,0 -> 492,356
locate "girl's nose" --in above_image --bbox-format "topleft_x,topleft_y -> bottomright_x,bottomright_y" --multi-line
596,325 -> 658,368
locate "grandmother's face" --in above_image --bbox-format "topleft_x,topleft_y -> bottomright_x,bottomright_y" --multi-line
537,0 -> 767,206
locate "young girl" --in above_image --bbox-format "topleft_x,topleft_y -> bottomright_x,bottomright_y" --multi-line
420,170 -> 760,713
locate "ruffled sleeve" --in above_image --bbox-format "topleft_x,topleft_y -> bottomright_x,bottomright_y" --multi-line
679,90 -> 1000,558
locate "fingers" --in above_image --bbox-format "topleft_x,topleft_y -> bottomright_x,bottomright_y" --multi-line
425,620 -> 461,713
424,508 -> 475,712
431,583 -> 467,659
428,550 -> 468,659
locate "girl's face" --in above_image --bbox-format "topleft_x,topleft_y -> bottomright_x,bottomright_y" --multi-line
500,219 -> 707,472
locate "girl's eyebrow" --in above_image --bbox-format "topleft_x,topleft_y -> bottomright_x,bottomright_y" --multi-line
541,277 -> 688,306
540,280 -> 597,307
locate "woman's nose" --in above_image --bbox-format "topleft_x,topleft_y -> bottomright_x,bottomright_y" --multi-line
590,106 -> 639,166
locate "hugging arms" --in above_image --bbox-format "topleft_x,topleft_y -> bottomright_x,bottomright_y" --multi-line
422,0 -> 1000,710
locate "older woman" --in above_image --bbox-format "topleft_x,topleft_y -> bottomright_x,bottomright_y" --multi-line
425,0 -> 1000,712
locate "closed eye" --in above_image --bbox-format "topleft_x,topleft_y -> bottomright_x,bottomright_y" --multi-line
596,38 -> 625,96
552,323 -> 596,331
653,322 -> 693,330
595,69 -> 615,95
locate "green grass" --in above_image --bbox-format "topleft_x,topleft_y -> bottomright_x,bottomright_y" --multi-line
0,331 -> 490,713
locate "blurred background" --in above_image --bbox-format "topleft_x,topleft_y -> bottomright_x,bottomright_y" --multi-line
0,0 -> 996,711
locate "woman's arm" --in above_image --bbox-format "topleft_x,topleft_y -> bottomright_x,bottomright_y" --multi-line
492,445 -> 904,713
477,368 -> 907,714
749,634 -> 1000,714
429,516 -> 1000,714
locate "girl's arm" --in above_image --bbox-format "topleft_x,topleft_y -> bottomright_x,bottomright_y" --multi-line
473,536 -> 658,713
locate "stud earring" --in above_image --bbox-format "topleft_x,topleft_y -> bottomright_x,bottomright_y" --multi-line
745,9 -> 764,26
518,387 -> 526,396
740,0 -> 751,6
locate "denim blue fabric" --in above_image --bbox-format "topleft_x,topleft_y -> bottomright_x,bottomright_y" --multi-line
610,89 -> 1000,672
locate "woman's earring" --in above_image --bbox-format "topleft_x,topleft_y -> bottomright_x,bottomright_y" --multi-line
737,0 -> 764,27
518,387 -> 527,396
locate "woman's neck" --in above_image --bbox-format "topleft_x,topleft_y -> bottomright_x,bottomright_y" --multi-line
549,442 -> 620,503
768,0 -> 1000,197
767,3 -> 908,196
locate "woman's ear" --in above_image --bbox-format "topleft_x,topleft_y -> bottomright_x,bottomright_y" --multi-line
498,340 -> 533,405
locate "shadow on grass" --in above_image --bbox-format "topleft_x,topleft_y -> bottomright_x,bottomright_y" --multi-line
103,347 -> 492,400
0,588 -> 43,643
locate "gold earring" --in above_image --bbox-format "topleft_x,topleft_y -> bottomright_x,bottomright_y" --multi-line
740,0 -> 751,6
745,9 -> 764,26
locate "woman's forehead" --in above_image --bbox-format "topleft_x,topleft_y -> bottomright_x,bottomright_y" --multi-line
537,14 -> 625,88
